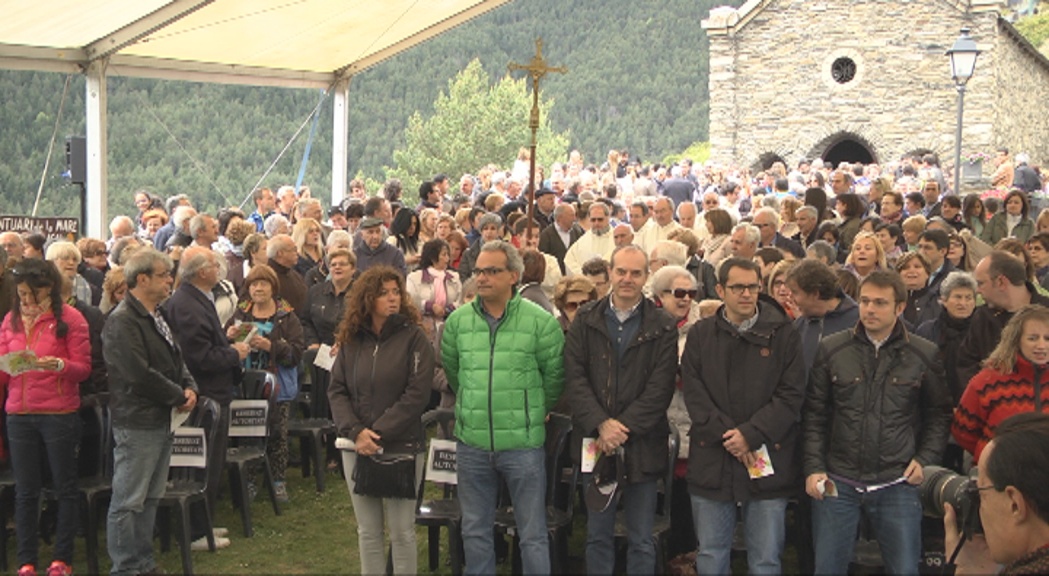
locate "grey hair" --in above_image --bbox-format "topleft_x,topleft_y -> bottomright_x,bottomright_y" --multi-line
172,206 -> 196,228
676,201 -> 697,218
326,229 -> 352,250
806,240 -> 837,264
1015,153 -> 1030,165
477,213 -> 503,231
553,204 -> 574,219
45,241 -> 81,264
480,240 -> 523,273
650,265 -> 695,296
277,185 -> 297,200
178,248 -> 216,282
754,206 -> 780,227
263,213 -> 290,238
651,240 -> 688,267
189,214 -> 213,239
733,223 -> 761,246
124,248 -> 173,289
266,234 -> 294,260
795,205 -> 818,219
491,172 -> 507,187
109,215 -> 135,235
762,195 -> 781,211
940,270 -> 978,299
589,202 -> 611,218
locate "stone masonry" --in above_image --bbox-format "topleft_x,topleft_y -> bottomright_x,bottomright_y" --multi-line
703,0 -> 1049,188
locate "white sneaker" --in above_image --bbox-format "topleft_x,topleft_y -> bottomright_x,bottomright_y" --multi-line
213,527 -> 229,538
190,535 -> 231,551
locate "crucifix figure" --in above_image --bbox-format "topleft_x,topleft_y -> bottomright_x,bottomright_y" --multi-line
508,38 -> 566,237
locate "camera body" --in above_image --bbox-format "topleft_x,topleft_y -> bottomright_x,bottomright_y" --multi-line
920,465 -> 983,537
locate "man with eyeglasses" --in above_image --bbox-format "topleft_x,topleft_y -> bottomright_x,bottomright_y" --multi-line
565,244 -> 678,575
944,412 -> 1049,575
804,270 -> 951,574
564,203 -> 616,276
680,257 -> 806,574
105,249 -> 199,576
752,207 -> 804,259
441,240 -> 564,576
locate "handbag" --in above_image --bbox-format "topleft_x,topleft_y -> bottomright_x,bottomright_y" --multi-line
352,453 -> 418,499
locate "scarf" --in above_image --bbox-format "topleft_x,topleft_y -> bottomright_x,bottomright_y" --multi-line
428,267 -> 447,310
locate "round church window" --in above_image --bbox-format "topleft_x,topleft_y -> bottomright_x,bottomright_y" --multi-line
831,57 -> 857,84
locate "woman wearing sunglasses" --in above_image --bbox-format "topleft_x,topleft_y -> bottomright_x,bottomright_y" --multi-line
649,265 -> 703,559
553,276 -> 598,332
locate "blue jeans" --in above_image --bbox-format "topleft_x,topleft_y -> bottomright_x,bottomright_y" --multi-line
107,427 -> 173,576
587,479 -> 657,575
691,495 -> 787,575
456,442 -> 548,575
812,481 -> 922,575
7,413 -> 81,567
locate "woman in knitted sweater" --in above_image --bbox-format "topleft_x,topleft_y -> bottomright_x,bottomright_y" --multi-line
953,304 -> 1049,462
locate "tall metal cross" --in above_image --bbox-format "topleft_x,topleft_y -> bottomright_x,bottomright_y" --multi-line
508,38 -> 566,235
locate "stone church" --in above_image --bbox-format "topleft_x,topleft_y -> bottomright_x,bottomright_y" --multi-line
702,0 -> 1049,187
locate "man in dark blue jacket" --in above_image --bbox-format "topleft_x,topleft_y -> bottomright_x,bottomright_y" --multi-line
164,246 -> 248,550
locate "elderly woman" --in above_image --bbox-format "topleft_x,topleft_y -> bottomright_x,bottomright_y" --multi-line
553,275 -> 598,332
45,241 -> 100,306
328,266 -> 433,575
227,263 -> 304,502
894,251 -> 937,330
767,260 -> 800,319
264,213 -> 291,238
953,304 -> 1049,462
139,208 -> 168,241
100,266 -> 127,315
983,189 -> 1035,245
292,217 -> 325,277
303,248 -> 357,350
650,265 -> 702,557
0,259 -> 90,576
305,230 -> 352,288
842,231 -> 887,282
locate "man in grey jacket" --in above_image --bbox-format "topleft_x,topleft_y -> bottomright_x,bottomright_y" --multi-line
104,249 -> 198,576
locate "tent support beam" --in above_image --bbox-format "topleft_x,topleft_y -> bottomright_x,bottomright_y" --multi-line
331,77 -> 350,208
85,59 -> 109,239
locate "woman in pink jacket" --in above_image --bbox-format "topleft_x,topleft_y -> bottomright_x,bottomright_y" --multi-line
0,258 -> 90,576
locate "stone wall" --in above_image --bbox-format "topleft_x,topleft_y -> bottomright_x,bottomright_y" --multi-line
992,20 -> 1049,170
705,0 -> 1011,175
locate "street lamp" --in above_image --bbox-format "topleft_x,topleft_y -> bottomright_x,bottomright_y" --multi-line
946,27 -> 980,196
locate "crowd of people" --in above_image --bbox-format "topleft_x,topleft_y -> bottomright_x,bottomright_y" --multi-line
0,148 -> 1048,575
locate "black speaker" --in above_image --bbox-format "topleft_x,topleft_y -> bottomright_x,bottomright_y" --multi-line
66,136 -> 86,185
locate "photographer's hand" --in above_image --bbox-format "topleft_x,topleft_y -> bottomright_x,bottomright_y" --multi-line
944,503 -> 999,575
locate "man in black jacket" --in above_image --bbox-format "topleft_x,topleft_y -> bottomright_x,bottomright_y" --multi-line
104,249 -> 198,576
804,270 -> 951,575
681,258 -> 806,574
565,244 -> 678,575
164,246 -> 249,550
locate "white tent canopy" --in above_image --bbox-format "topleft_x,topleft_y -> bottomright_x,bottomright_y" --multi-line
0,0 -> 510,236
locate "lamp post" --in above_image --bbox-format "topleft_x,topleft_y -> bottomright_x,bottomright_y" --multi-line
946,27 -> 980,196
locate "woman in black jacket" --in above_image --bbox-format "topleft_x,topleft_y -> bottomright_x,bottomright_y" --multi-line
327,266 -> 433,575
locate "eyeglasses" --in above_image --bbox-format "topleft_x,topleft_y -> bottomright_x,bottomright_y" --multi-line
724,283 -> 761,295
152,269 -> 174,279
563,299 -> 592,312
664,288 -> 698,299
474,267 -> 507,277
772,280 -> 788,289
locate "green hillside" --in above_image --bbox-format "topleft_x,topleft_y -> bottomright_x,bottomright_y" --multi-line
1,0 -> 729,218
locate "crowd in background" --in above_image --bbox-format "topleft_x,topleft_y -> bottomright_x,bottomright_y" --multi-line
1,144 -> 1048,575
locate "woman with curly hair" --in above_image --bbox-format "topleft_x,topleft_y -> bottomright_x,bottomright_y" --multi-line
327,266 -> 433,575
0,259 -> 91,576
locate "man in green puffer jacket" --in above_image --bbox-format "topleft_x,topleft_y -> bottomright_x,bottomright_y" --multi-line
442,240 -> 564,576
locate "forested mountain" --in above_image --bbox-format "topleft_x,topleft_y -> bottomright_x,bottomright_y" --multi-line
0,0 -> 735,218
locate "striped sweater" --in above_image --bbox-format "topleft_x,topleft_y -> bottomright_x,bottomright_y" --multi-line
952,353 -> 1049,461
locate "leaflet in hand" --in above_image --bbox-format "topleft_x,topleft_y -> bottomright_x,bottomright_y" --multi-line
747,444 -> 775,479
0,351 -> 38,376
229,321 -> 258,344
313,344 -> 336,371
171,407 -> 191,432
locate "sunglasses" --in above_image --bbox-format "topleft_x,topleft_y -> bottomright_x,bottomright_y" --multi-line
665,288 -> 698,299
563,299 -> 592,312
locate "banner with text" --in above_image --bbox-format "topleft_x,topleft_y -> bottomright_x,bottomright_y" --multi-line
0,215 -> 78,240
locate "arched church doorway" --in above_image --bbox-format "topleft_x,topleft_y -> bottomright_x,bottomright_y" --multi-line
823,138 -> 875,166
